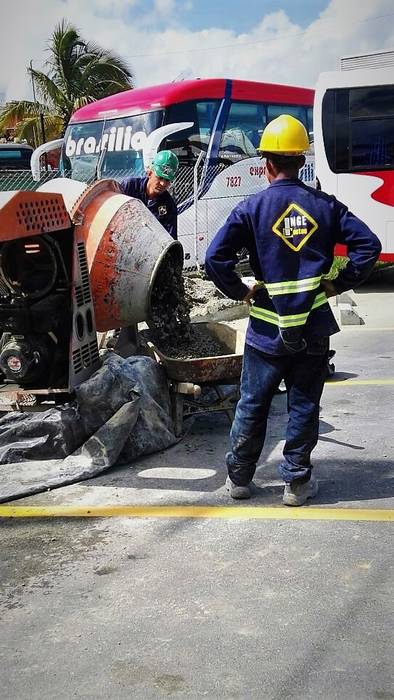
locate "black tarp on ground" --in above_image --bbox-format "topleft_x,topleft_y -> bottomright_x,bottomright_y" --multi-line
0,353 -> 177,502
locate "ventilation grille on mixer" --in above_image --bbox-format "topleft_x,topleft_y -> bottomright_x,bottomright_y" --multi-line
16,198 -> 69,232
75,242 -> 92,307
72,340 -> 99,375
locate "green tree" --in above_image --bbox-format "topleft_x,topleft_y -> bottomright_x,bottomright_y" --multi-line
0,20 -> 134,146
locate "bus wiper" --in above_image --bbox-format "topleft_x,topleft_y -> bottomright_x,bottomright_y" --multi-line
95,146 -> 107,181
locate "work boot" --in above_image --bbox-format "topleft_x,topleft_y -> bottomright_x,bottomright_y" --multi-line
225,476 -> 252,500
282,474 -> 318,507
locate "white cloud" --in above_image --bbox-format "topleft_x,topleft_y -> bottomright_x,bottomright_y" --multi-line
153,0 -> 176,17
93,0 -> 138,9
0,0 -> 393,101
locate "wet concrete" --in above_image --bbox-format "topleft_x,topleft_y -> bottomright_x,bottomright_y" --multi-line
149,258 -> 230,358
149,250 -> 191,347
156,323 -> 228,359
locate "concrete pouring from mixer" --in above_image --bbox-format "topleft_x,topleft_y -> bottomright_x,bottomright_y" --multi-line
36,176 -> 241,360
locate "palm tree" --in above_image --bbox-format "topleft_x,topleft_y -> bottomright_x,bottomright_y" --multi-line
0,20 -> 134,147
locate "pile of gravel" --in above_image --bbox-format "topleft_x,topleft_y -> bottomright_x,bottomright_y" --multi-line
185,275 -> 246,322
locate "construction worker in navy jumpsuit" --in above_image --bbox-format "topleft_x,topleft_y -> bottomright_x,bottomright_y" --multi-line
112,150 -> 179,356
120,150 -> 179,239
205,115 -> 381,506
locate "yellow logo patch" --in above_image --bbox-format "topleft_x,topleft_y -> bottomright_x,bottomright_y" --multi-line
272,203 -> 318,251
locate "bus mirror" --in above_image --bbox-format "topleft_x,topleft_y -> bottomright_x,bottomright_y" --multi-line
31,138 -> 64,181
143,122 -> 194,169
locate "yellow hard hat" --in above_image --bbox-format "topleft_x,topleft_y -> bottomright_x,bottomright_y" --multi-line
258,114 -> 309,155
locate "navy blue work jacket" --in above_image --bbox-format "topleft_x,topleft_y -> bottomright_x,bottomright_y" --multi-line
205,178 -> 381,355
119,176 -> 177,240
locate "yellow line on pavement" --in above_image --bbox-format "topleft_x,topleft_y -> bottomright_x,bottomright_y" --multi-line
341,324 -> 394,333
0,505 -> 392,522
326,379 -> 394,386
342,327 -> 394,331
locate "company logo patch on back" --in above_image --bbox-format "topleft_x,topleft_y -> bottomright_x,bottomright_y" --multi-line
272,203 -> 318,251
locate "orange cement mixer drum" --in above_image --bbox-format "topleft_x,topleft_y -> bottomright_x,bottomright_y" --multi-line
71,180 -> 182,332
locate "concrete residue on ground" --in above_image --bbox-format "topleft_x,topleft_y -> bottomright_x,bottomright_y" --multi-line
185,275 -> 248,323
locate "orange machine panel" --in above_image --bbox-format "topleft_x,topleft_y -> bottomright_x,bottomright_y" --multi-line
0,191 -> 71,242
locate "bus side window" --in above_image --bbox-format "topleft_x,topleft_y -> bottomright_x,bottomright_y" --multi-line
267,103 -> 309,129
218,101 -> 265,162
322,89 -> 349,172
322,86 -> 394,172
349,86 -> 394,169
163,100 -> 220,164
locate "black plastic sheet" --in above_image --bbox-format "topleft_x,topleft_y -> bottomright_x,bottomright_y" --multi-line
0,353 -> 177,502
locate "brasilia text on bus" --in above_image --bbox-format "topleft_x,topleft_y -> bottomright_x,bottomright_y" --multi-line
65,127 -> 148,157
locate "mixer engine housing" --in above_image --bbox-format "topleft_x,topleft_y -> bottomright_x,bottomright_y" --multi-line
0,190 -> 99,395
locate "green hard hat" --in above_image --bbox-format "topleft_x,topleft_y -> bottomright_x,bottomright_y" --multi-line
151,150 -> 179,181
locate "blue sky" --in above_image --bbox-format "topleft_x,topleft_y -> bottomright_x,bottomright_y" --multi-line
124,0 -> 329,32
1,0 -> 393,100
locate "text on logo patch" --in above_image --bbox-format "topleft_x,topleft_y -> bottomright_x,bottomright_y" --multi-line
272,203 -> 318,251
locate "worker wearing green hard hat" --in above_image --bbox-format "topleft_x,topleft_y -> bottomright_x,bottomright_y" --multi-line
151,150 -> 179,181
119,149 -> 179,239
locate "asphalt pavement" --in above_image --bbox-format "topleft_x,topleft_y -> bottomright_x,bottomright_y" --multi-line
0,272 -> 393,700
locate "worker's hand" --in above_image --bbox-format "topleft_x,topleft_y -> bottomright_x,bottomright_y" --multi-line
321,279 -> 338,299
242,284 -> 259,305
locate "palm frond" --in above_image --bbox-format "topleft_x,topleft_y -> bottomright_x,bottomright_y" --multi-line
13,117 -> 41,147
7,20 -> 135,143
28,68 -> 67,112
78,56 -> 134,96
46,20 -> 83,91
83,43 -> 134,81
71,95 -> 96,112
0,100 -> 45,130
15,114 -> 63,147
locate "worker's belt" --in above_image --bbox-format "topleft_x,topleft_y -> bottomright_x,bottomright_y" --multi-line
250,291 -> 328,328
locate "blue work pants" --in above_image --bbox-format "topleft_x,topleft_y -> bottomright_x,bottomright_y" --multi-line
226,342 -> 328,485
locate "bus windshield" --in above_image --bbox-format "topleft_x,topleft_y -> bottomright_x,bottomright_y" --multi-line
0,146 -> 33,171
61,110 -> 164,181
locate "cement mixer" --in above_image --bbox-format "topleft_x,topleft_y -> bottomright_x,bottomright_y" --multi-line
0,178 -> 183,409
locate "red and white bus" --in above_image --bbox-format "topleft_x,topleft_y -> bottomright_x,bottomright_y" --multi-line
58,78 -> 314,266
314,50 -> 394,261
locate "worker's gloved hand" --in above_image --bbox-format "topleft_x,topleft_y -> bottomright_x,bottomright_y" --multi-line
279,328 -> 307,354
242,283 -> 260,305
321,279 -> 337,299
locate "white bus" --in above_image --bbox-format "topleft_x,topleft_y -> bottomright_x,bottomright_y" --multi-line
314,50 -> 394,261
